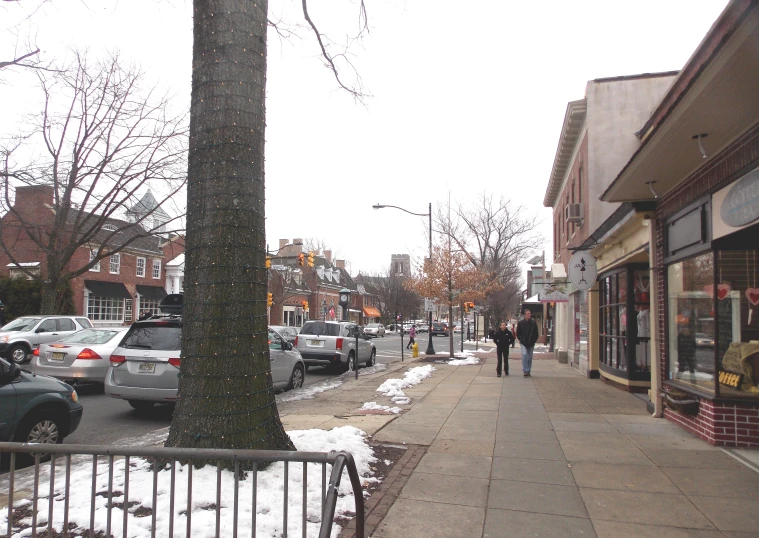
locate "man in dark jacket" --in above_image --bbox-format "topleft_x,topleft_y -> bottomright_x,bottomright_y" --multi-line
492,322 -> 515,377
516,309 -> 539,377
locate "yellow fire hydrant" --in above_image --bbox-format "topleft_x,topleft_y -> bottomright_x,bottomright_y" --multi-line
412,342 -> 419,358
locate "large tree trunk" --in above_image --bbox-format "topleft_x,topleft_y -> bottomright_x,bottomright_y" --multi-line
166,0 -> 294,452
40,281 -> 57,315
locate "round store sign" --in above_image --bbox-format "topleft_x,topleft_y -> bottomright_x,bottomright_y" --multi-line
568,251 -> 598,291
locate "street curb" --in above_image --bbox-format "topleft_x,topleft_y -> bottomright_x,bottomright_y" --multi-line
337,444 -> 427,538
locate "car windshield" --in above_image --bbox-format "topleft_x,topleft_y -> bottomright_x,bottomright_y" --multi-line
299,322 -> 341,336
1,317 -> 41,331
59,329 -> 125,345
366,324 -> 379,328
120,323 -> 182,350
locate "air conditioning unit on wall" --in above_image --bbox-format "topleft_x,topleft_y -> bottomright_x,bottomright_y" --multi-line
566,203 -> 583,223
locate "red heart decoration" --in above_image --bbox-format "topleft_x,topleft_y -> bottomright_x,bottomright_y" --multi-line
746,288 -> 759,307
717,284 -> 731,301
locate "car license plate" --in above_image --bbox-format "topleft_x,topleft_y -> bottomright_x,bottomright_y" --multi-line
308,340 -> 324,347
138,362 -> 156,373
51,352 -> 65,362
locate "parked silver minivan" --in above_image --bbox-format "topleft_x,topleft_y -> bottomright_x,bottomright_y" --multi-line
105,300 -> 306,410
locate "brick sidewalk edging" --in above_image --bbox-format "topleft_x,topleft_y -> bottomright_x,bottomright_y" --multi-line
338,444 -> 427,538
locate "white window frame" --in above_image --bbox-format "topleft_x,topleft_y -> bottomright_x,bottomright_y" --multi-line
110,253 -> 120,274
87,295 -> 125,321
152,259 -> 161,279
139,297 -> 162,317
136,257 -> 146,277
89,250 -> 100,272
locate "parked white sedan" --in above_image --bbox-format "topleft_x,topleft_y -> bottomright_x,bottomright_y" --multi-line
364,323 -> 386,338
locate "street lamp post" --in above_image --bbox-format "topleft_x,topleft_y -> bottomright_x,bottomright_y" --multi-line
373,202 -> 435,355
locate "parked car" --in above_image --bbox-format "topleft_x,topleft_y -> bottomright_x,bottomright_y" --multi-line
270,325 -> 300,344
364,323 -> 386,338
452,324 -> 462,334
0,357 -> 83,464
295,320 -> 376,371
695,333 -> 715,349
32,327 -> 130,384
431,322 -> 449,336
416,323 -> 429,333
105,315 -> 306,410
0,316 -> 93,364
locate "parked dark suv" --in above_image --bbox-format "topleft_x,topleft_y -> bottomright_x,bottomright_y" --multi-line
431,322 -> 449,336
0,357 -> 83,463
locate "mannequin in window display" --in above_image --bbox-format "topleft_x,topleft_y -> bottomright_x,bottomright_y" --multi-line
677,325 -> 697,374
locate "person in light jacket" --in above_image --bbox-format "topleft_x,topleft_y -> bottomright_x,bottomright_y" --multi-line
492,321 -> 515,377
406,324 -> 416,350
516,309 -> 539,377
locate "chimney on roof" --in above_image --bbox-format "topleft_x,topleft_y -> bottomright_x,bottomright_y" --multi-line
13,185 -> 54,209
335,259 -> 345,270
324,250 -> 332,263
293,239 -> 303,251
279,239 -> 288,249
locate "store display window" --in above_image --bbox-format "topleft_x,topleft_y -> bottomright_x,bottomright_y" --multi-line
599,265 -> 650,376
667,252 -> 715,393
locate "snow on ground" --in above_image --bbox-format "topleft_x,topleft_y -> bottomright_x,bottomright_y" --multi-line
278,378 -> 343,402
4,427 -> 376,538
358,364 -> 387,376
534,344 -> 550,352
360,401 -> 403,414
375,365 -> 435,405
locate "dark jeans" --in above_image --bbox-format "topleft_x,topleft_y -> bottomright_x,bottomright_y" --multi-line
497,348 -> 508,374
407,336 -> 415,349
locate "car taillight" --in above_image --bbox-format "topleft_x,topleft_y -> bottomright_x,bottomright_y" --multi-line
336,338 -> 343,350
77,348 -> 102,360
168,358 -> 181,368
33,348 -> 40,356
294,336 -> 298,347
110,354 -> 126,366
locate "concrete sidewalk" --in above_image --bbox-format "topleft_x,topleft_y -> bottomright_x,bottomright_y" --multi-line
292,349 -> 759,538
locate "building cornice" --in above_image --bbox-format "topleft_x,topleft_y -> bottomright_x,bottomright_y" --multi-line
544,99 -> 587,207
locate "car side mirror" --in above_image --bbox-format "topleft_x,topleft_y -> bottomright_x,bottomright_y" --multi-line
285,342 -> 293,351
5,362 -> 21,381
35,328 -> 45,333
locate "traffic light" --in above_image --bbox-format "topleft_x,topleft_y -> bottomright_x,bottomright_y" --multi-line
468,302 -> 475,311
464,303 -> 469,313
302,300 -> 309,312
298,253 -> 305,266
267,292 -> 273,307
307,251 -> 315,267
265,256 -> 271,269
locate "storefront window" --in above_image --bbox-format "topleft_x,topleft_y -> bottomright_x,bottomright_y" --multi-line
600,272 -> 626,371
633,270 -> 651,372
667,252 -> 715,392
714,250 -> 759,399
571,291 -> 588,360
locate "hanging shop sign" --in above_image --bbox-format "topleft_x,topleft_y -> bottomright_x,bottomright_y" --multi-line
713,166 -> 759,239
567,251 -> 598,291
539,284 -> 568,303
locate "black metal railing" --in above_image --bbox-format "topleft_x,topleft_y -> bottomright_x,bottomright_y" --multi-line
0,442 -> 364,538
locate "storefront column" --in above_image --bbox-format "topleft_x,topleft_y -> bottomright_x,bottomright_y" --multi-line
648,220 -> 662,416
588,284 -> 600,377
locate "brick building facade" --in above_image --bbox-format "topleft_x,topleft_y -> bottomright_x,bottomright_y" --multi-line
0,185 -> 184,325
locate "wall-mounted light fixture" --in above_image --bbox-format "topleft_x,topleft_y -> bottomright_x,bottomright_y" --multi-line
645,180 -> 659,199
692,133 -> 708,159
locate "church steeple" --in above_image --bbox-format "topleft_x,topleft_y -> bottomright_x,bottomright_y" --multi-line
126,190 -> 171,233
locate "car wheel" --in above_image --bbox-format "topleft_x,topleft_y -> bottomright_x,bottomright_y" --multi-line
288,365 -> 304,391
367,348 -> 376,367
14,412 -> 63,464
9,344 -> 29,364
381,333 -> 385,338
346,352 -> 356,372
128,400 -> 155,411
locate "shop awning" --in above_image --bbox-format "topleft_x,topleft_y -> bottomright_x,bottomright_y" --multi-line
363,306 -> 381,317
136,285 -> 168,300
85,280 -> 132,299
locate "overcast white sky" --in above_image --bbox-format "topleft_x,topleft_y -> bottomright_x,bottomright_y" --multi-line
1,0 -> 729,277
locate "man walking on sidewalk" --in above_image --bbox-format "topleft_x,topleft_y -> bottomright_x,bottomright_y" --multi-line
516,309 -> 539,377
493,322 -> 515,377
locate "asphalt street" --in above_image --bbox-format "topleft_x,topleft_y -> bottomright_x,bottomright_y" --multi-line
64,331 -> 466,446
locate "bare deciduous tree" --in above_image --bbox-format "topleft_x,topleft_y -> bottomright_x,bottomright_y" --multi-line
435,192 -> 543,324
361,267 -> 421,322
0,52 -> 187,313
